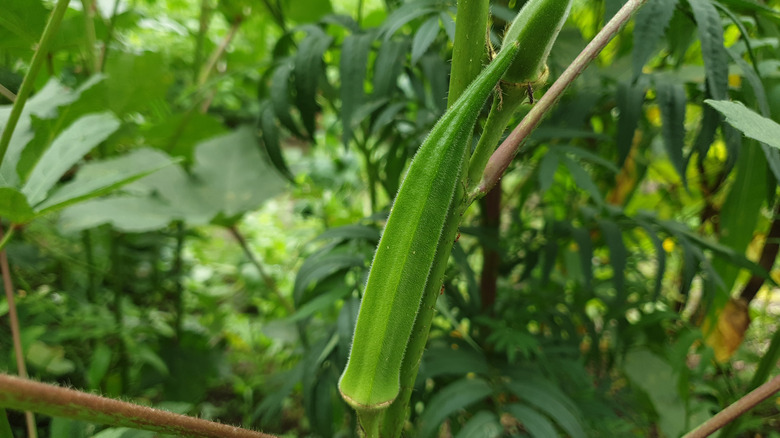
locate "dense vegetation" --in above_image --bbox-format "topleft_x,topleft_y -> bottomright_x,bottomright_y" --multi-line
1,0 -> 779,436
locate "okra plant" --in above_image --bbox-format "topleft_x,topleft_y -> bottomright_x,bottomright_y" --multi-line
339,0 -> 572,434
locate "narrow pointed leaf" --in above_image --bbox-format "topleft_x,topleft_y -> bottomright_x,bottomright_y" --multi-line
412,17 -> 440,64
690,0 -> 729,100
656,80 -> 687,184
505,404 -> 557,438
340,33 -> 374,147
417,378 -> 492,438
632,0 -> 679,77
294,26 -> 332,139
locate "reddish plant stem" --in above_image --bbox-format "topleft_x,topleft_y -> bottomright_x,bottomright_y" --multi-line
0,223 -> 37,438
683,374 -> 780,438
0,374 -> 277,438
479,180 -> 501,312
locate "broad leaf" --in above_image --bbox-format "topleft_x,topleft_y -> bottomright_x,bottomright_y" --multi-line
35,148 -> 176,214
417,378 -> 493,438
505,404 -> 557,438
0,186 -> 34,223
22,112 -> 120,206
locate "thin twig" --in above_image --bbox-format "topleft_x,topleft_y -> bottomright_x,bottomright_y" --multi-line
683,374 -> 780,438
476,0 -> 649,198
0,83 -> 16,102
0,224 -> 37,438
0,374 -> 277,438
228,225 -> 294,314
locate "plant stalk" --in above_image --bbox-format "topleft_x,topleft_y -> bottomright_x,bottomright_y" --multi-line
683,374 -> 780,438
477,0 -> 649,198
0,0 -> 70,166
0,374 -> 276,438
0,223 -> 37,438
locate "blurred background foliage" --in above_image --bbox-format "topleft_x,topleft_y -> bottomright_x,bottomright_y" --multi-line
1,0 -> 780,436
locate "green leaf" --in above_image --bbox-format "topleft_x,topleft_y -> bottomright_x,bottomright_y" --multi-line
34,148 -> 175,214
313,224 -> 381,243
293,252 -> 365,305
0,77 -> 103,186
656,80 -> 687,184
538,151 -> 560,194
420,346 -> 490,380
632,0 -> 679,77
285,285 -> 351,322
690,0 -> 729,100
190,126 -> 286,219
624,349 -> 686,438
372,40 -> 407,98
412,17 -> 440,64
570,226 -> 594,287
417,378 -> 493,438
284,0 -> 333,23
598,219 -> 627,299
259,102 -> 294,181
294,26 -> 332,139
562,156 -> 604,205
615,79 -> 647,166
340,33 -> 374,147
380,0 -> 438,40
0,187 -> 34,223
454,411 -> 502,438
270,60 -> 305,139
506,380 -> 586,438
505,404 -> 557,438
58,196 -> 183,233
100,51 -> 173,116
22,112 -> 120,206
705,99 -> 780,149
87,342 -> 112,390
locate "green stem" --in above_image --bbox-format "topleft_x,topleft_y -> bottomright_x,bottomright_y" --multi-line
447,0 -> 490,107
0,225 -> 15,254
80,0 -> 98,74
466,83 -> 527,191
477,0 -> 649,197
0,0 -> 70,166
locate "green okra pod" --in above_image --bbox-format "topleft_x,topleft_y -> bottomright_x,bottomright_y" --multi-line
338,42 -> 521,412
501,0 -> 572,84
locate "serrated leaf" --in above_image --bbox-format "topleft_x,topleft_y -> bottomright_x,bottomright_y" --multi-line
505,404 -> 557,438
506,380 -> 586,438
0,187 -> 34,223
538,151 -> 559,194
656,80 -> 687,184
293,252 -> 365,305
412,17 -> 440,64
705,100 -> 780,150
616,79 -> 647,166
34,148 -> 175,214
372,40 -> 407,98
340,33 -> 374,147
380,0 -> 438,40
690,0 -> 729,100
570,226 -> 594,287
632,0 -> 679,77
294,26 -> 332,138
417,378 -> 493,438
598,219 -> 627,299
454,411 -> 502,438
22,112 -> 120,206
562,156 -> 604,205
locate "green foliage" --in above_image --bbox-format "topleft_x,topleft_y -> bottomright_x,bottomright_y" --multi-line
2,0 -> 780,436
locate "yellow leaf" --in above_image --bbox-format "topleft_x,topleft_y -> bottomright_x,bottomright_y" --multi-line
702,298 -> 751,362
